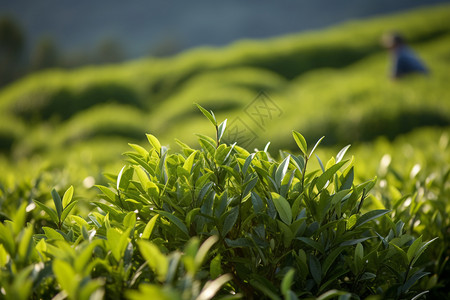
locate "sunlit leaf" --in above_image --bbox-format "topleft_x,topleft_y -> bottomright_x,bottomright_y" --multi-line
147,133 -> 162,156
142,215 -> 159,239
292,131 -> 307,156
62,185 -> 74,209
137,240 -> 168,282
271,192 -> 292,225
195,103 -> 217,126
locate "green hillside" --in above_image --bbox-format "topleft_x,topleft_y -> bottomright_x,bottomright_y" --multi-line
0,3 -> 449,177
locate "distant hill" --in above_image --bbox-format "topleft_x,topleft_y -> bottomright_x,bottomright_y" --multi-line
1,0 -> 449,58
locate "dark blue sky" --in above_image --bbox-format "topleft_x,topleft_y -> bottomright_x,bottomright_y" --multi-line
1,0 -> 448,58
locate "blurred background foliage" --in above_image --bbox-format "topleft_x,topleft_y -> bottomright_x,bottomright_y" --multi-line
0,3 -> 449,200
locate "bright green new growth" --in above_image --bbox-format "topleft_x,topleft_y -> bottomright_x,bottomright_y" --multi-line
0,104 -> 440,299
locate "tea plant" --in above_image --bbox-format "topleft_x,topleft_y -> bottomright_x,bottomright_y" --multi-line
0,105 -> 440,299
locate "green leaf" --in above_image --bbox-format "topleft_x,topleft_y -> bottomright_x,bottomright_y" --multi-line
74,240 -> 102,274
107,227 -> 131,262
410,237 -> 438,267
242,153 -> 255,175
195,103 -> 217,126
198,136 -> 216,157
340,237 -> 373,246
124,211 -> 137,229
411,291 -> 430,300
53,259 -> 78,299
336,145 -> 351,163
281,268 -> 296,295
142,215 -> 159,239
61,201 -> 77,223
117,165 -> 134,191
353,209 -> 390,229
322,247 -> 345,276
34,200 -> 59,224
127,284 -> 179,300
271,192 -> 292,225
316,160 -> 348,191
296,237 -> 325,254
18,224 -> 34,262
12,202 -> 27,235
292,131 -> 307,156
402,271 -> 430,293
407,235 -> 423,263
183,150 -> 198,173
217,119 -> 227,142
51,188 -> 63,221
0,244 -> 8,267
309,136 -> 325,159
210,254 -> 223,279
355,243 -> 363,261
128,143 -> 149,157
95,185 -> 117,205
278,220 -> 294,247
195,235 -> 218,269
249,277 -> 282,300
42,227 -> 65,241
316,290 -> 349,300
275,155 -> 290,188
222,206 -> 239,237
62,185 -> 74,209
316,154 -> 325,173
243,175 -> 258,198
354,243 -> 364,273
197,274 -> 232,300
137,240 -> 168,282
116,166 -> 125,192
147,133 -> 162,155
156,210 -> 189,238
251,192 -> 264,214
78,279 -> 103,300
308,255 -> 322,285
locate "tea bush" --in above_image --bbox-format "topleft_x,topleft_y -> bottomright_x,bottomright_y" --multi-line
0,106 -> 441,299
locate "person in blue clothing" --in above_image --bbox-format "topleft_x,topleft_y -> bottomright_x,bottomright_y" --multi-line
382,32 -> 429,79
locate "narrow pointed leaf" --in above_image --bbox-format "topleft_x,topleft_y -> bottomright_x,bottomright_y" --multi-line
156,210 -> 189,238
217,119 -> 227,142
316,160 -> 348,190
292,131 -> 307,156
309,255 -> 322,285
53,259 -> 77,299
137,240 -> 168,282
275,155 -> 290,187
336,145 -> 351,163
61,201 -> 78,223
407,236 -> 423,263
142,215 -> 159,239
51,188 -> 63,220
309,136 -> 325,159
281,269 -> 295,295
222,206 -> 239,237
271,192 -> 292,225
411,237 -> 438,267
353,209 -> 390,229
34,200 -> 59,224
62,185 -> 74,209
146,133 -> 162,155
195,103 -> 217,126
